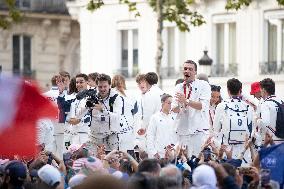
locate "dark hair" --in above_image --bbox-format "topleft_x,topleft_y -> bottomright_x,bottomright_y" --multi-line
75,73 -> 88,81
51,75 -> 62,86
88,72 -> 99,81
227,78 -> 242,96
96,73 -> 111,85
211,85 -> 221,92
68,77 -> 78,94
175,78 -> 184,86
145,72 -> 158,85
128,172 -> 157,189
138,159 -> 160,174
260,78 -> 275,95
184,60 -> 197,72
59,71 -> 70,79
136,74 -> 146,84
161,94 -> 172,103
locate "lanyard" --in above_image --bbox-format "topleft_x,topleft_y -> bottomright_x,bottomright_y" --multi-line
183,81 -> 192,99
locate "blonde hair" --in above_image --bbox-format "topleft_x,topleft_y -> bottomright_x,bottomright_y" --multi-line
111,75 -> 126,96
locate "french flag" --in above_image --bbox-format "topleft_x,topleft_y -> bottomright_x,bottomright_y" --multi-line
0,76 -> 57,158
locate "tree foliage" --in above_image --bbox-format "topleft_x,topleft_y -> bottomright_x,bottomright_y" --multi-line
87,0 -> 205,32
225,0 -> 284,11
0,0 -> 22,29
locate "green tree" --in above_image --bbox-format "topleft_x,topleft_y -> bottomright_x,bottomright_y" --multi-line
225,0 -> 284,10
0,0 -> 21,29
87,0 -> 205,88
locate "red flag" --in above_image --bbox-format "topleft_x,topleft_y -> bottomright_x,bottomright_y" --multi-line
0,76 -> 57,158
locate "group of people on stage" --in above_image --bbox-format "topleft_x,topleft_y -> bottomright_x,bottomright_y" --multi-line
1,59 -> 284,189
39,59 -> 283,167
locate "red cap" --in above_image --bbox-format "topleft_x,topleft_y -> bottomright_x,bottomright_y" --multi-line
250,82 -> 260,95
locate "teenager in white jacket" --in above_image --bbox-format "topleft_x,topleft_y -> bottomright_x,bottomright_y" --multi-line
68,74 -> 91,146
256,78 -> 284,144
147,94 -> 178,158
111,74 -> 137,151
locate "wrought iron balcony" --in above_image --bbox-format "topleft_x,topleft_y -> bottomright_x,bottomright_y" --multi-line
259,61 -> 284,75
0,0 -> 68,14
13,69 -> 36,79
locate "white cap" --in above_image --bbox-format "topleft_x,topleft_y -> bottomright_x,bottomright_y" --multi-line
38,164 -> 61,187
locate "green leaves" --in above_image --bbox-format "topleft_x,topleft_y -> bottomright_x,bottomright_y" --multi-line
119,0 -> 141,17
225,0 -> 252,10
0,0 -> 22,29
156,0 -> 205,32
277,0 -> 284,5
87,0 -> 104,11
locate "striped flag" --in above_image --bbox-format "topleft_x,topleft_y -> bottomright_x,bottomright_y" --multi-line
0,76 -> 57,158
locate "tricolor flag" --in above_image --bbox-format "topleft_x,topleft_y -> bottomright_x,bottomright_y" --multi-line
0,76 -> 57,157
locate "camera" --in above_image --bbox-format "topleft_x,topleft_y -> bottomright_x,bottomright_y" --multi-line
76,89 -> 101,107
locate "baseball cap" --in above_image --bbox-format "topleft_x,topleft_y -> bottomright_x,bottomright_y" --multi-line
4,160 -> 27,186
108,168 -> 129,181
72,156 -> 105,174
250,82 -> 260,95
38,164 -> 61,187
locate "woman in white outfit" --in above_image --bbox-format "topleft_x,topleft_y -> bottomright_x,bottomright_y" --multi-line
111,75 -> 137,151
209,85 -> 221,134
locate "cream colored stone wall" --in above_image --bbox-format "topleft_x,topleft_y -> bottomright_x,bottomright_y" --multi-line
0,15 -> 80,90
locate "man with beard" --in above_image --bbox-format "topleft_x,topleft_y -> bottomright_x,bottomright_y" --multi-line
173,60 -> 211,157
87,73 -> 123,153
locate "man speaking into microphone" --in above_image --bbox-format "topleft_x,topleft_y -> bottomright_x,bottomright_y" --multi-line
172,60 -> 211,157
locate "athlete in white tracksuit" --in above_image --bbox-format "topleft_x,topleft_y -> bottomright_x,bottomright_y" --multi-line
88,88 -> 123,152
115,89 -> 137,151
147,95 -> 178,158
256,78 -> 284,144
39,86 -> 60,155
213,98 -> 254,160
213,78 -> 255,162
69,97 -> 91,145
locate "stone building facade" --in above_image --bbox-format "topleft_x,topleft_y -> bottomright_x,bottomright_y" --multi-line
0,0 -> 80,89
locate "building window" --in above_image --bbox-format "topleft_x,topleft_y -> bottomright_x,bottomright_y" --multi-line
120,29 -> 138,78
161,27 -> 176,78
12,35 -> 33,77
15,0 -> 31,9
261,18 -> 284,74
213,22 -> 237,76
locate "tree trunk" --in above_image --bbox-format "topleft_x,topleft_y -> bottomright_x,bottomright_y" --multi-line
155,0 -> 163,89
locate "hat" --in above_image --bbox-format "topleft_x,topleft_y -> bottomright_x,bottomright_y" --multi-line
192,165 -> 217,189
250,82 -> 260,95
72,156 -> 104,174
4,160 -> 27,186
68,174 -> 87,188
38,164 -> 61,187
108,168 -> 129,181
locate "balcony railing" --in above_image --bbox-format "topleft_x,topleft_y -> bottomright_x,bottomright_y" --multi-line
211,63 -> 238,77
13,69 -> 36,79
0,0 -> 68,14
115,66 -> 139,78
259,61 -> 284,75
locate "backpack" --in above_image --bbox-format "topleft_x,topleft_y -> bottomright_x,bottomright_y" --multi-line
222,99 -> 252,145
266,99 -> 284,139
